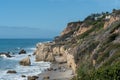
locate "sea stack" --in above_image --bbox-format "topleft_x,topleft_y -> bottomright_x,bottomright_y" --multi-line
19,56 -> 31,66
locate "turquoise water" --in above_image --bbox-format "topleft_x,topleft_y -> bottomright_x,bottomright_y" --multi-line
0,39 -> 51,80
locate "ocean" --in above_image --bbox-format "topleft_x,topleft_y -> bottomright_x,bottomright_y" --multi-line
0,39 -> 51,80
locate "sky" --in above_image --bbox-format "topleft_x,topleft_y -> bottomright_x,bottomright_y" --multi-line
0,0 -> 120,39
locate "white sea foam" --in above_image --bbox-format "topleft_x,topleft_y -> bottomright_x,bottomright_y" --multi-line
0,48 -> 51,80
25,47 -> 36,51
0,54 -> 7,58
0,62 -> 50,80
29,48 -> 36,50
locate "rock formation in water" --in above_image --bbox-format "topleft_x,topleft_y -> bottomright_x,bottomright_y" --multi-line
19,56 -> 31,66
7,70 -> 17,74
0,52 -> 13,58
19,49 -> 26,54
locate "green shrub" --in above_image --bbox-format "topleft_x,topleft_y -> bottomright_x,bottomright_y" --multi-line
106,33 -> 119,43
91,62 -> 120,80
97,43 -> 120,62
103,49 -> 120,66
73,61 -> 120,80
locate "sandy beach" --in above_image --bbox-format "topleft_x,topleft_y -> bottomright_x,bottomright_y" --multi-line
27,62 -> 74,80
37,63 -> 74,80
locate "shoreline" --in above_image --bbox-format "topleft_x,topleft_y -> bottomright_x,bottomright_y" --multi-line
0,41 -> 75,80
28,42 -> 75,80
0,46 -> 51,80
1,47 -> 73,80
28,62 -> 74,80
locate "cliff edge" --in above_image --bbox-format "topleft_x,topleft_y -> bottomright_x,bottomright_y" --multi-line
34,9 -> 120,80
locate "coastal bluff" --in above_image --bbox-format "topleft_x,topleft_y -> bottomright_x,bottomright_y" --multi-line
34,9 -> 120,80
34,42 -> 77,74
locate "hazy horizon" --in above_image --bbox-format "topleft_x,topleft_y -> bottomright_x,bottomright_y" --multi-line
0,0 -> 120,38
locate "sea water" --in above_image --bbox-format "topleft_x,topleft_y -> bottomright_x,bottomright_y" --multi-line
0,39 -> 51,80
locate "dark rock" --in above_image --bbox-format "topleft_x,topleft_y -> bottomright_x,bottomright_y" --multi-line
43,76 -> 50,79
19,49 -> 26,54
33,51 -> 36,55
7,70 -> 17,74
28,76 -> 39,80
28,55 -> 31,57
6,53 -> 12,57
54,69 -> 57,71
21,75 -> 26,77
47,68 -> 53,71
0,52 -> 12,58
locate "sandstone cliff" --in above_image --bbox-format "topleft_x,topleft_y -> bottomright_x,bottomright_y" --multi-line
35,42 -> 77,73
34,9 -> 120,80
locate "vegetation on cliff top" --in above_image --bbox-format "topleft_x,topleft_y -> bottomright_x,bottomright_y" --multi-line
53,9 -> 120,80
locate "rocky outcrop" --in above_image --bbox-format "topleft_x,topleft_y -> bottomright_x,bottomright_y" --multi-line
35,43 -> 68,62
19,56 -> 31,66
35,43 -> 55,62
0,52 -> 12,58
66,53 -> 76,73
54,22 -> 82,42
34,42 -> 77,73
61,22 -> 81,36
76,24 -> 92,35
19,49 -> 26,54
104,16 -> 120,29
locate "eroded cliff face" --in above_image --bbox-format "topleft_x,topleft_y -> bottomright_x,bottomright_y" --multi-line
76,23 -> 92,35
34,10 -> 120,77
61,22 -> 81,36
104,16 -> 120,29
35,43 -> 55,62
34,42 -> 77,73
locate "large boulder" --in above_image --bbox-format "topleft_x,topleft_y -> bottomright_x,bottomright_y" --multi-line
7,70 -> 17,74
35,43 -> 55,62
19,49 -> 26,54
19,56 -> 31,66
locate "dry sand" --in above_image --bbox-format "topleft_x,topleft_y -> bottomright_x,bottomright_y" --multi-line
37,63 -> 74,80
